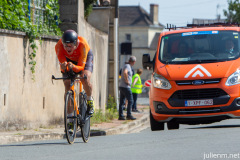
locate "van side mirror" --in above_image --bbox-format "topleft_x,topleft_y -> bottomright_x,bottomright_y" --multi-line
142,54 -> 153,70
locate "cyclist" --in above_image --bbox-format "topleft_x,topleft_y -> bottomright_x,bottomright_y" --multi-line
55,30 -> 94,117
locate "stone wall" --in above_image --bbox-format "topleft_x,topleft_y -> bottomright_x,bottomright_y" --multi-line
0,30 -> 63,130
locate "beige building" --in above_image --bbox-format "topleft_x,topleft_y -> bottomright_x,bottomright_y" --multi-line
119,4 -> 164,83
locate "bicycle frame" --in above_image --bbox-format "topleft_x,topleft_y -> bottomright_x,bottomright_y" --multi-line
52,74 -> 87,122
72,78 -> 90,126
69,78 -> 82,116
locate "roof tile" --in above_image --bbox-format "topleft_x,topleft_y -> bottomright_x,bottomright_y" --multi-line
119,6 -> 164,28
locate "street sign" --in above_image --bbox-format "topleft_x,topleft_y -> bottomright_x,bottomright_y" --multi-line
144,80 -> 151,87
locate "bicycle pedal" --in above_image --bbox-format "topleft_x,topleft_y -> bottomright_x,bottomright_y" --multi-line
85,114 -> 93,120
86,114 -> 93,118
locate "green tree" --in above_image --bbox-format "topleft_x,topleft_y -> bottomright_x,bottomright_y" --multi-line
0,0 -> 61,80
84,0 -> 97,19
224,0 -> 240,23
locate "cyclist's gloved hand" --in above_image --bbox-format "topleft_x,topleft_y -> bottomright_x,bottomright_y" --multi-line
60,62 -> 68,71
67,62 -> 74,70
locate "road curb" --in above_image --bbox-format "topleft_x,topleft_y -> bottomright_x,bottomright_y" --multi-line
0,113 -> 149,145
103,113 -> 149,135
0,132 -> 65,145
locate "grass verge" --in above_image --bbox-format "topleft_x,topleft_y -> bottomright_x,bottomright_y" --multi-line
90,108 -> 118,125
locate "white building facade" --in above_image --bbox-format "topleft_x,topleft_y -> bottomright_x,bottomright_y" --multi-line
119,4 -> 164,83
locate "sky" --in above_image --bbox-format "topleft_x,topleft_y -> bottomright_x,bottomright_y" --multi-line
119,0 -> 229,27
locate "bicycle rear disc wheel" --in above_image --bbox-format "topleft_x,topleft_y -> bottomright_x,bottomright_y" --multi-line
64,91 -> 77,144
80,93 -> 90,143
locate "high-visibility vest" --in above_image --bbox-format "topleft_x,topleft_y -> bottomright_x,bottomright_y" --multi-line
131,74 -> 142,94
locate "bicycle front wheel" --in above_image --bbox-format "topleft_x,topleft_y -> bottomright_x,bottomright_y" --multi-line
79,93 -> 90,143
64,91 -> 77,144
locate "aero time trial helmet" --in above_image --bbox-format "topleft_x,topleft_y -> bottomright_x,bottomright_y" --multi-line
62,30 -> 78,45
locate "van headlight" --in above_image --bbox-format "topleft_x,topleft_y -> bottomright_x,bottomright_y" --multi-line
153,73 -> 171,89
226,69 -> 240,86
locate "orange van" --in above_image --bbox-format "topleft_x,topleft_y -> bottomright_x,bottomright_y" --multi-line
142,23 -> 240,131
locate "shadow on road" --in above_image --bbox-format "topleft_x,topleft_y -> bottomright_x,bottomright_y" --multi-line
0,141 -> 85,147
188,124 -> 240,129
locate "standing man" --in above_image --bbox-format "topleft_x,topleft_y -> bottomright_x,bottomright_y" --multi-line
118,56 -> 137,120
131,69 -> 143,112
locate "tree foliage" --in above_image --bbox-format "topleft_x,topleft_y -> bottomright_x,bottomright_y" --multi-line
0,0 -> 61,80
224,0 -> 240,23
0,0 -> 28,31
84,0 -> 97,19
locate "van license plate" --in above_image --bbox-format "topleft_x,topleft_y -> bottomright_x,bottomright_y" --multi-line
185,99 -> 213,106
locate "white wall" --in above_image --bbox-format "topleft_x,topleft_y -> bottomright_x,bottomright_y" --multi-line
119,27 -> 149,48
148,27 -> 162,47
0,32 -> 63,130
119,26 -> 161,84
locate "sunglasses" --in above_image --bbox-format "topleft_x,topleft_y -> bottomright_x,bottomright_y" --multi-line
63,42 -> 76,48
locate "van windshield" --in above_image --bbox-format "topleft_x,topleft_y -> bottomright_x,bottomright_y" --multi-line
159,31 -> 240,64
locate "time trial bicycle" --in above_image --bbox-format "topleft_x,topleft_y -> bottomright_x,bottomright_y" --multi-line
52,70 -> 91,144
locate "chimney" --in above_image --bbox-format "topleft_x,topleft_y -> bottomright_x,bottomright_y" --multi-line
150,4 -> 159,25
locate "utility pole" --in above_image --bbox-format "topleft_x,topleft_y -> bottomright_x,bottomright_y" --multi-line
114,0 -> 119,107
108,0 -> 119,105
216,4 -> 226,20
216,4 -> 220,20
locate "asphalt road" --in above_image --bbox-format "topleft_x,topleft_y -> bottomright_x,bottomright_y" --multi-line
1,119 -> 240,160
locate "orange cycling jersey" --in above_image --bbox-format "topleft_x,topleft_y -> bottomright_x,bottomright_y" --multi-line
55,36 -> 90,73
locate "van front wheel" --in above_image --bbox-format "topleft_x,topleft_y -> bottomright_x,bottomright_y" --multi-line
150,110 -> 164,131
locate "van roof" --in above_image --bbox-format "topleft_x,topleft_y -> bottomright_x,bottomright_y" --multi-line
162,23 -> 240,36
165,23 -> 239,30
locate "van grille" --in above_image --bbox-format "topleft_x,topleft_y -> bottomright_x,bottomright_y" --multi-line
171,88 -> 228,99
176,78 -> 221,85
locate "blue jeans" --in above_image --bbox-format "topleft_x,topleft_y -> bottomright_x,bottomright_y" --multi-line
119,87 -> 133,117
132,93 -> 138,110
